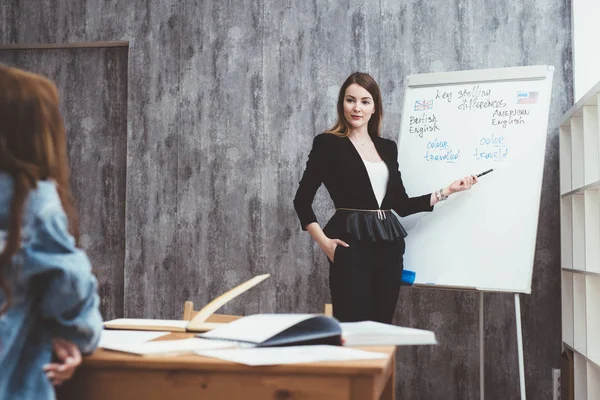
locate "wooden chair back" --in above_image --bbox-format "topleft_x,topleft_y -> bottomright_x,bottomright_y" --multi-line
183,301 -> 242,323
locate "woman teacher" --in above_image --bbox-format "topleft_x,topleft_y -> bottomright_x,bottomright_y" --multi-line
294,72 -> 477,323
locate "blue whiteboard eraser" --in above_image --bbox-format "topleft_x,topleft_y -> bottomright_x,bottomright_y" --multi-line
401,269 -> 416,286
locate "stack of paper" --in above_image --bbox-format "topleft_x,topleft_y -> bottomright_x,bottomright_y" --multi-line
98,329 -> 170,348
103,318 -> 223,332
195,345 -> 387,366
340,321 -> 438,346
101,337 -> 237,356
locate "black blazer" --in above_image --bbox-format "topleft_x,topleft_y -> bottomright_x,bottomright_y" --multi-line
293,133 -> 433,231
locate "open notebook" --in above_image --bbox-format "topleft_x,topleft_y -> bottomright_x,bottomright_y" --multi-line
198,314 -> 437,347
103,274 -> 269,333
198,314 -> 343,347
100,316 -> 437,357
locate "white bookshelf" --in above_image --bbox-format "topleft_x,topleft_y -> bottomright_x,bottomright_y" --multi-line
561,127 -> 572,194
585,191 -> 600,270
563,271 -> 574,347
562,198 -> 574,269
560,83 -> 600,398
589,361 -> 600,400
573,195 -> 586,270
584,103 -> 600,184
575,352 -> 588,400
573,273 -> 587,354
588,274 -> 600,366
572,116 -> 585,188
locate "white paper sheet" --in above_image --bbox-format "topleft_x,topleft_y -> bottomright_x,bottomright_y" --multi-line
340,321 -> 437,346
98,330 -> 169,348
200,314 -> 318,343
195,345 -> 387,366
102,337 -> 236,356
104,318 -> 189,330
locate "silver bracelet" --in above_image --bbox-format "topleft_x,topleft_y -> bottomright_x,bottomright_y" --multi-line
436,188 -> 448,201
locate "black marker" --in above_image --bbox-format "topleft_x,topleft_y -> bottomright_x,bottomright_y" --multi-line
476,168 -> 494,178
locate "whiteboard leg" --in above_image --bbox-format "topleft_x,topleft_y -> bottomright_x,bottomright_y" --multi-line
480,291 -> 484,400
515,293 -> 526,400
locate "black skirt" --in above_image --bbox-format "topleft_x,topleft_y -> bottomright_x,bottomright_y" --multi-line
323,209 -> 407,242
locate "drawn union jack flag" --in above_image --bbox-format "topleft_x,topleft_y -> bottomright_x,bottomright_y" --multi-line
414,100 -> 433,111
517,91 -> 538,104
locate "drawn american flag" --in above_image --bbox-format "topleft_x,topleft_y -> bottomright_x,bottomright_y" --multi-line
517,91 -> 538,104
414,100 -> 433,111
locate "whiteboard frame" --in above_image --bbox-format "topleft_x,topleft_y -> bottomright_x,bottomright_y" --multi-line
407,65 -> 550,87
398,65 -> 555,294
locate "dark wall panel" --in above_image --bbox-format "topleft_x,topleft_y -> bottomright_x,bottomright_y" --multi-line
262,0 -> 383,315
176,0 -> 271,317
0,47 -> 128,321
121,1 -> 182,320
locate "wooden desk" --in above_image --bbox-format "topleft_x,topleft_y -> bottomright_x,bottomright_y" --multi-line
57,333 -> 396,400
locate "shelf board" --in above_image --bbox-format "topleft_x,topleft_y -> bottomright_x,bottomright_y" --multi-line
561,180 -> 600,197
562,268 -> 600,277
561,81 -> 600,127
564,342 -> 600,370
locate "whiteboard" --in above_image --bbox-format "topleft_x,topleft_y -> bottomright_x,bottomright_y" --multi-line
396,65 -> 554,293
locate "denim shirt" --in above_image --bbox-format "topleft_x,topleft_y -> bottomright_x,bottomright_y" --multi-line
0,172 -> 102,400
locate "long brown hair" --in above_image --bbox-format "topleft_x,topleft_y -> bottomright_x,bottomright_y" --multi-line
0,65 -> 79,315
325,72 -> 383,138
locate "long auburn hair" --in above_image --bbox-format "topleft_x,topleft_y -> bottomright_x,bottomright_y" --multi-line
325,72 -> 383,138
0,65 -> 79,315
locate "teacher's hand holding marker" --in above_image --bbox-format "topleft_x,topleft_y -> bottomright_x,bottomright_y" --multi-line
430,169 -> 492,206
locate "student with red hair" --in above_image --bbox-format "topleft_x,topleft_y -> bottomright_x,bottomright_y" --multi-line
0,65 -> 102,399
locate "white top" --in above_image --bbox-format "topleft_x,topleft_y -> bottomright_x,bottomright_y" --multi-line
362,160 -> 389,207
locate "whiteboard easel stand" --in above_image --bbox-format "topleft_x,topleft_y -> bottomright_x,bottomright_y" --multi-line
480,292 -> 484,399
416,285 -> 528,400
479,292 -> 526,400
398,65 -> 554,400
514,293 -> 526,400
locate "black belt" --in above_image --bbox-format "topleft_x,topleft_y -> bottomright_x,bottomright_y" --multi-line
336,208 -> 391,220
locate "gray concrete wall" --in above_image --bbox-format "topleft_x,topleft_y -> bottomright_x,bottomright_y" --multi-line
0,47 -> 128,321
0,1 -> 572,398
